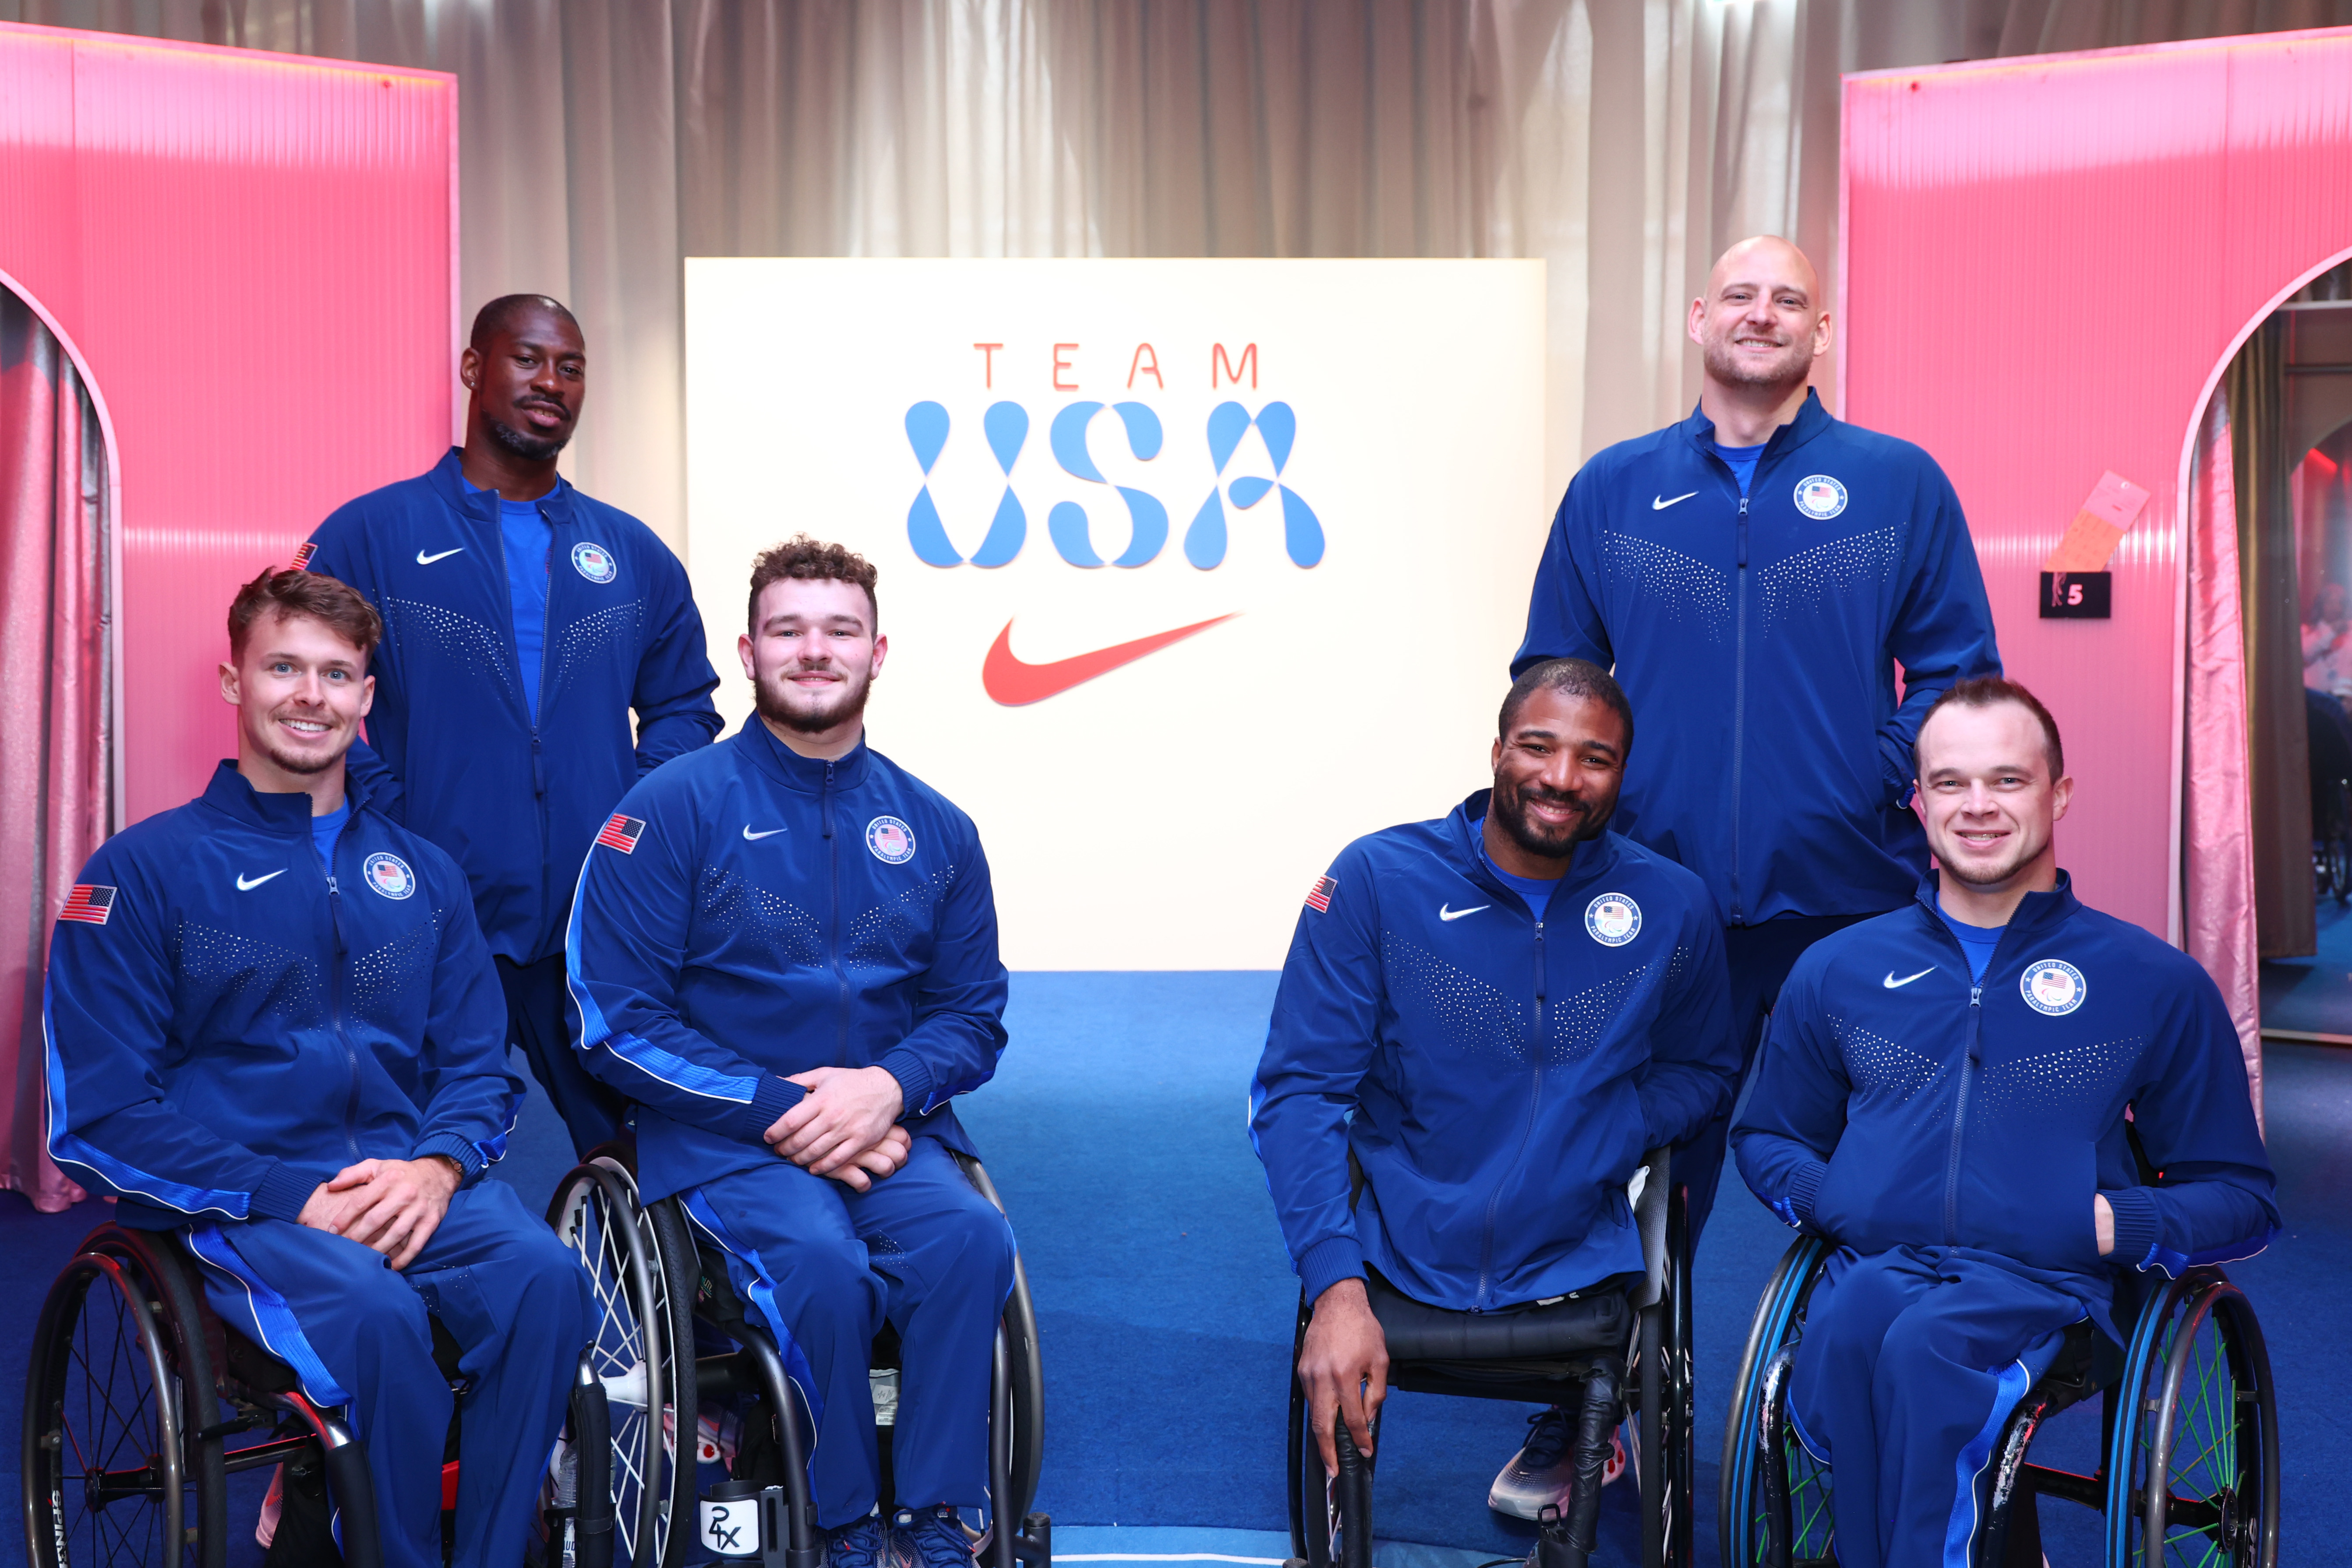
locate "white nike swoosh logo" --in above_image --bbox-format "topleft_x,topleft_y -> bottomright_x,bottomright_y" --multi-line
742,826 -> 786,841
236,869 -> 287,891
1652,491 -> 1698,510
416,547 -> 465,565
1439,903 -> 1489,922
1883,966 -> 1936,989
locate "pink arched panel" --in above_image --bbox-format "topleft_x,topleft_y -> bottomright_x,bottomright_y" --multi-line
1841,28 -> 2352,941
0,21 -> 459,825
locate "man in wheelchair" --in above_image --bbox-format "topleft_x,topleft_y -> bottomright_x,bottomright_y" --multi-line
1250,658 -> 1738,1522
566,537 -> 1015,1568
42,568 -> 595,1568
1732,677 -> 2280,1568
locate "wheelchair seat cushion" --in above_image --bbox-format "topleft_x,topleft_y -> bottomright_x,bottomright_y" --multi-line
1367,1270 -> 1630,1364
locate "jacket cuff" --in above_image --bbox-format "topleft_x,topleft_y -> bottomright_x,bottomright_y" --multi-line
1299,1235 -> 1367,1305
878,1048 -> 932,1118
735,1075 -> 804,1146
249,1162 -> 318,1224
2105,1187 -> 2162,1268
1787,1159 -> 1830,1227
413,1132 -> 486,1184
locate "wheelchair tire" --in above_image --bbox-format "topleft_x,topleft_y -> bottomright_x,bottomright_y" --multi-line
953,1151 -> 1047,1530
23,1229 -> 227,1568
1718,1235 -> 1833,1568
1635,1183 -> 1695,1568
2105,1268 -> 2278,1568
550,1156 -> 699,1568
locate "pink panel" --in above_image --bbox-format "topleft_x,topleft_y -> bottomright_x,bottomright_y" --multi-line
0,22 -> 457,824
1841,29 -> 2352,940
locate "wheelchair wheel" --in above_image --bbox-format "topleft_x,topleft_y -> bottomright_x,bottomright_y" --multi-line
1719,1235 -> 1833,1568
1634,1184 -> 1695,1568
551,1154 -> 699,1568
22,1228 -> 227,1568
2105,1269 -> 2278,1568
953,1151 -> 1047,1563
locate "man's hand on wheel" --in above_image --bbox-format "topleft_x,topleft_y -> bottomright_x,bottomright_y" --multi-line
1298,1277 -> 1388,1476
823,1125 -> 913,1194
769,1065 -> 906,1178
2094,1192 -> 2115,1256
305,1157 -> 462,1270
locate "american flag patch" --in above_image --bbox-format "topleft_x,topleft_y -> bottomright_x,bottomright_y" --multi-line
59,885 -> 116,925
290,541 -> 318,571
595,814 -> 645,854
1304,875 -> 1337,913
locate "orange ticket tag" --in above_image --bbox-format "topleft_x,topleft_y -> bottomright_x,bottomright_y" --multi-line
2042,470 -> 2151,572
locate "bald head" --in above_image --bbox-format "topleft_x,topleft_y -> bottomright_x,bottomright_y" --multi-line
1688,236 -> 1830,398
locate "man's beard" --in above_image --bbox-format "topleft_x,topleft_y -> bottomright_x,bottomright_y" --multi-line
1700,331 -> 1812,391
1492,775 -> 1611,858
486,414 -> 571,463
251,715 -> 341,777
754,666 -> 874,734
1939,824 -> 2047,888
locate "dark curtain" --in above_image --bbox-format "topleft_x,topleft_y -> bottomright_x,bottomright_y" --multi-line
2232,318 -> 2315,959
0,290 -> 108,1213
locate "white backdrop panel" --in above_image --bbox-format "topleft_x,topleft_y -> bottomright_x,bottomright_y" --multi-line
686,258 -> 1546,968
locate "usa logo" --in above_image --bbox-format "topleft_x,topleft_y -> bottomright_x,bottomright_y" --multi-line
572,542 -> 618,583
866,816 -> 916,865
2021,958 -> 2086,1016
58,884 -> 116,925
363,853 -> 416,901
596,814 -> 645,854
1304,875 -> 1338,913
1585,893 -> 1642,946
1794,474 -> 1848,520
290,541 -> 318,571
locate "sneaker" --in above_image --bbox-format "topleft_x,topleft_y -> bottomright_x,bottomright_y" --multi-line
895,1505 -> 976,1568
826,1515 -> 891,1568
1487,1408 -> 1628,1519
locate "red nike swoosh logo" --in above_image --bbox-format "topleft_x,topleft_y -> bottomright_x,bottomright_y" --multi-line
981,614 -> 1238,706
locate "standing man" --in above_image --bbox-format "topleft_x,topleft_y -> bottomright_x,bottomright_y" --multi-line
1513,235 -> 2000,1241
302,294 -> 722,1154
569,537 -> 1014,1568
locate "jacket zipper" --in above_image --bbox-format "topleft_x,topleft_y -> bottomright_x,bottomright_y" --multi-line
489,488 -> 558,945
1730,493 -> 1750,924
324,846 -> 361,1162
1944,981 -> 1983,1244
1474,911 -> 1548,1310
823,761 -> 852,1062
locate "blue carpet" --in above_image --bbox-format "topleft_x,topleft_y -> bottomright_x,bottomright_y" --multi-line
2261,897 -> 2352,1036
2,973 -> 2346,1565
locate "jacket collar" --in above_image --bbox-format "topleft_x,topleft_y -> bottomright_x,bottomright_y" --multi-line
427,447 -> 579,524
1447,789 -> 1625,904
201,759 -> 379,834
1678,385 -> 1833,464
1912,868 -> 2081,939
734,715 -> 872,793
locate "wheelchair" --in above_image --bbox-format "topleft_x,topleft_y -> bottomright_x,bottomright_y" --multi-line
20,1220 -> 614,1567
545,1144 -> 1049,1568
1284,1148 -> 1693,1568
1719,1235 -> 2278,1568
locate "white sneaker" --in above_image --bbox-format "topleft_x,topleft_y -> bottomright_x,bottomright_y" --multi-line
1487,1408 -> 1627,1520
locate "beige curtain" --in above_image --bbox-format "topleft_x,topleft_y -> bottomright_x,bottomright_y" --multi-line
12,0 -> 2352,548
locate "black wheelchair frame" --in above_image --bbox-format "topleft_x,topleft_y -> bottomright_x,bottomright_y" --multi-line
1719,1235 -> 2279,1568
20,1220 -> 613,1568
1283,1148 -> 1694,1568
547,1144 -> 1049,1568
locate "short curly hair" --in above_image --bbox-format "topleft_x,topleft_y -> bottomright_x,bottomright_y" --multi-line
227,566 -> 383,662
747,536 -> 878,632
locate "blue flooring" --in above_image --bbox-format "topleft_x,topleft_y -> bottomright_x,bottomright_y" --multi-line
2,971 -> 2347,1565
2260,896 -> 2352,1036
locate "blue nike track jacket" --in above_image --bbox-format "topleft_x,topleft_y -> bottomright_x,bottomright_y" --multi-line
1250,795 -> 1740,1313
44,764 -> 522,1231
1513,392 -> 2000,925
1732,873 -> 2278,1335
303,450 -> 723,964
564,721 -> 1009,1204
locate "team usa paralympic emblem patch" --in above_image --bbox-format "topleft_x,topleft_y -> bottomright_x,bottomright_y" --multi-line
1793,474 -> 1849,520
571,542 -> 618,583
2021,959 -> 2087,1016
1303,875 -> 1338,913
596,814 -> 646,854
1585,893 -> 1642,946
363,853 -> 416,900
866,816 -> 916,864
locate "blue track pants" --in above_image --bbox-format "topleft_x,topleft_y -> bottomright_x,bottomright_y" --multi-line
1790,1246 -> 2085,1568
183,1180 -> 595,1568
683,1137 -> 1017,1528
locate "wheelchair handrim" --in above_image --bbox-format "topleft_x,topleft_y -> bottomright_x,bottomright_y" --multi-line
554,1162 -> 674,1567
